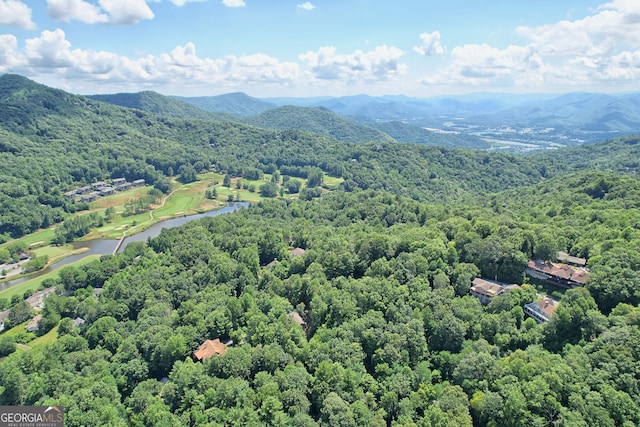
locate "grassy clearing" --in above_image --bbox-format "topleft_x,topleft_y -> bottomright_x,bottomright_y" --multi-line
0,255 -> 101,301
28,325 -> 59,347
216,186 -> 263,203
1,171 -> 336,280
0,228 -> 55,252
323,176 -> 345,188
92,186 -> 150,209
32,244 -> 75,260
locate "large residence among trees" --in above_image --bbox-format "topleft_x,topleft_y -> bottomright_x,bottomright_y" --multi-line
525,259 -> 589,288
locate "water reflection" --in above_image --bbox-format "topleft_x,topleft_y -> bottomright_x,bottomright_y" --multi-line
0,203 -> 248,291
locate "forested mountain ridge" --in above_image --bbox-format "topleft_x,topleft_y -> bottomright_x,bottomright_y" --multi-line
368,120 -> 491,150
88,91 -> 234,122
174,92 -> 277,117
244,105 -> 395,144
95,91 -> 398,145
472,92 -> 640,132
3,74 -> 640,425
1,73 -> 640,240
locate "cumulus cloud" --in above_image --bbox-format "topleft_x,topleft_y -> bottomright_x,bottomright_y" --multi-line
297,2 -> 315,11
421,0 -> 640,91
222,0 -> 245,7
100,0 -> 154,25
1,29 -> 298,93
0,34 -> 22,70
0,0 -> 37,29
299,45 -> 407,82
46,0 -> 154,25
413,31 -> 445,56
47,0 -> 108,24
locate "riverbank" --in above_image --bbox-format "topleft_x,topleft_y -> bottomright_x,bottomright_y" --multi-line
0,255 -> 101,301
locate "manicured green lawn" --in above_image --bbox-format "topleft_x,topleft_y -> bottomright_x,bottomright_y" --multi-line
0,228 -> 55,251
32,244 -> 74,260
0,255 -> 101,301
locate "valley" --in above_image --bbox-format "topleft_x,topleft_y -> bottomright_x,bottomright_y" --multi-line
0,74 -> 639,426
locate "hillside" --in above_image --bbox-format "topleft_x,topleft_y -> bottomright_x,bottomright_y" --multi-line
4,74 -> 640,240
534,134 -> 640,176
245,105 -> 395,144
1,177 -> 640,424
369,120 -> 491,150
175,92 -> 276,117
477,92 -> 640,132
88,91 -> 233,121
3,74 -> 640,426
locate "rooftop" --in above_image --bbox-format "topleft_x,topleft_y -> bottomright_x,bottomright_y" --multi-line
557,251 -> 587,267
527,260 -> 588,284
193,338 -> 228,361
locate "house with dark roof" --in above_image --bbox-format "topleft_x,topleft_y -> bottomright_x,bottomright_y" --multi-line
79,193 -> 97,203
76,185 -> 92,195
524,297 -> 559,323
192,338 -> 228,362
470,278 -> 520,305
98,186 -> 115,196
526,260 -> 588,288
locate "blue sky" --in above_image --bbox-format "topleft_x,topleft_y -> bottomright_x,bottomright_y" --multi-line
1,0 -> 638,98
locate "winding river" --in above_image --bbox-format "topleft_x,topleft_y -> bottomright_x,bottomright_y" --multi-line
0,202 -> 249,291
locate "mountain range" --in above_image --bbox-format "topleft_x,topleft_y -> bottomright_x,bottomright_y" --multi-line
178,90 -> 640,147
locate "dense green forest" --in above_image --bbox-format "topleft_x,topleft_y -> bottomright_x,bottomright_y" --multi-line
2,74 -> 640,240
2,182 -> 640,426
2,74 -> 640,426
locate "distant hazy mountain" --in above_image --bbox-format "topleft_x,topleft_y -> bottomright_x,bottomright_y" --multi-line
264,92 -> 640,137
265,93 -> 549,122
86,84 -> 640,148
174,92 -> 276,117
474,92 -> 640,132
245,105 -> 395,144
89,91 -> 232,121
369,121 -> 491,150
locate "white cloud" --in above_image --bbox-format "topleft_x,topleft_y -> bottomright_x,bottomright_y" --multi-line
46,0 -> 154,25
0,0 -> 36,30
2,29 -> 299,93
47,0 -> 108,24
420,0 -> 640,92
297,2 -> 315,11
24,29 -> 76,68
99,0 -> 154,25
413,31 -> 445,56
0,34 -> 22,71
299,45 -> 407,82
222,0 -> 245,7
